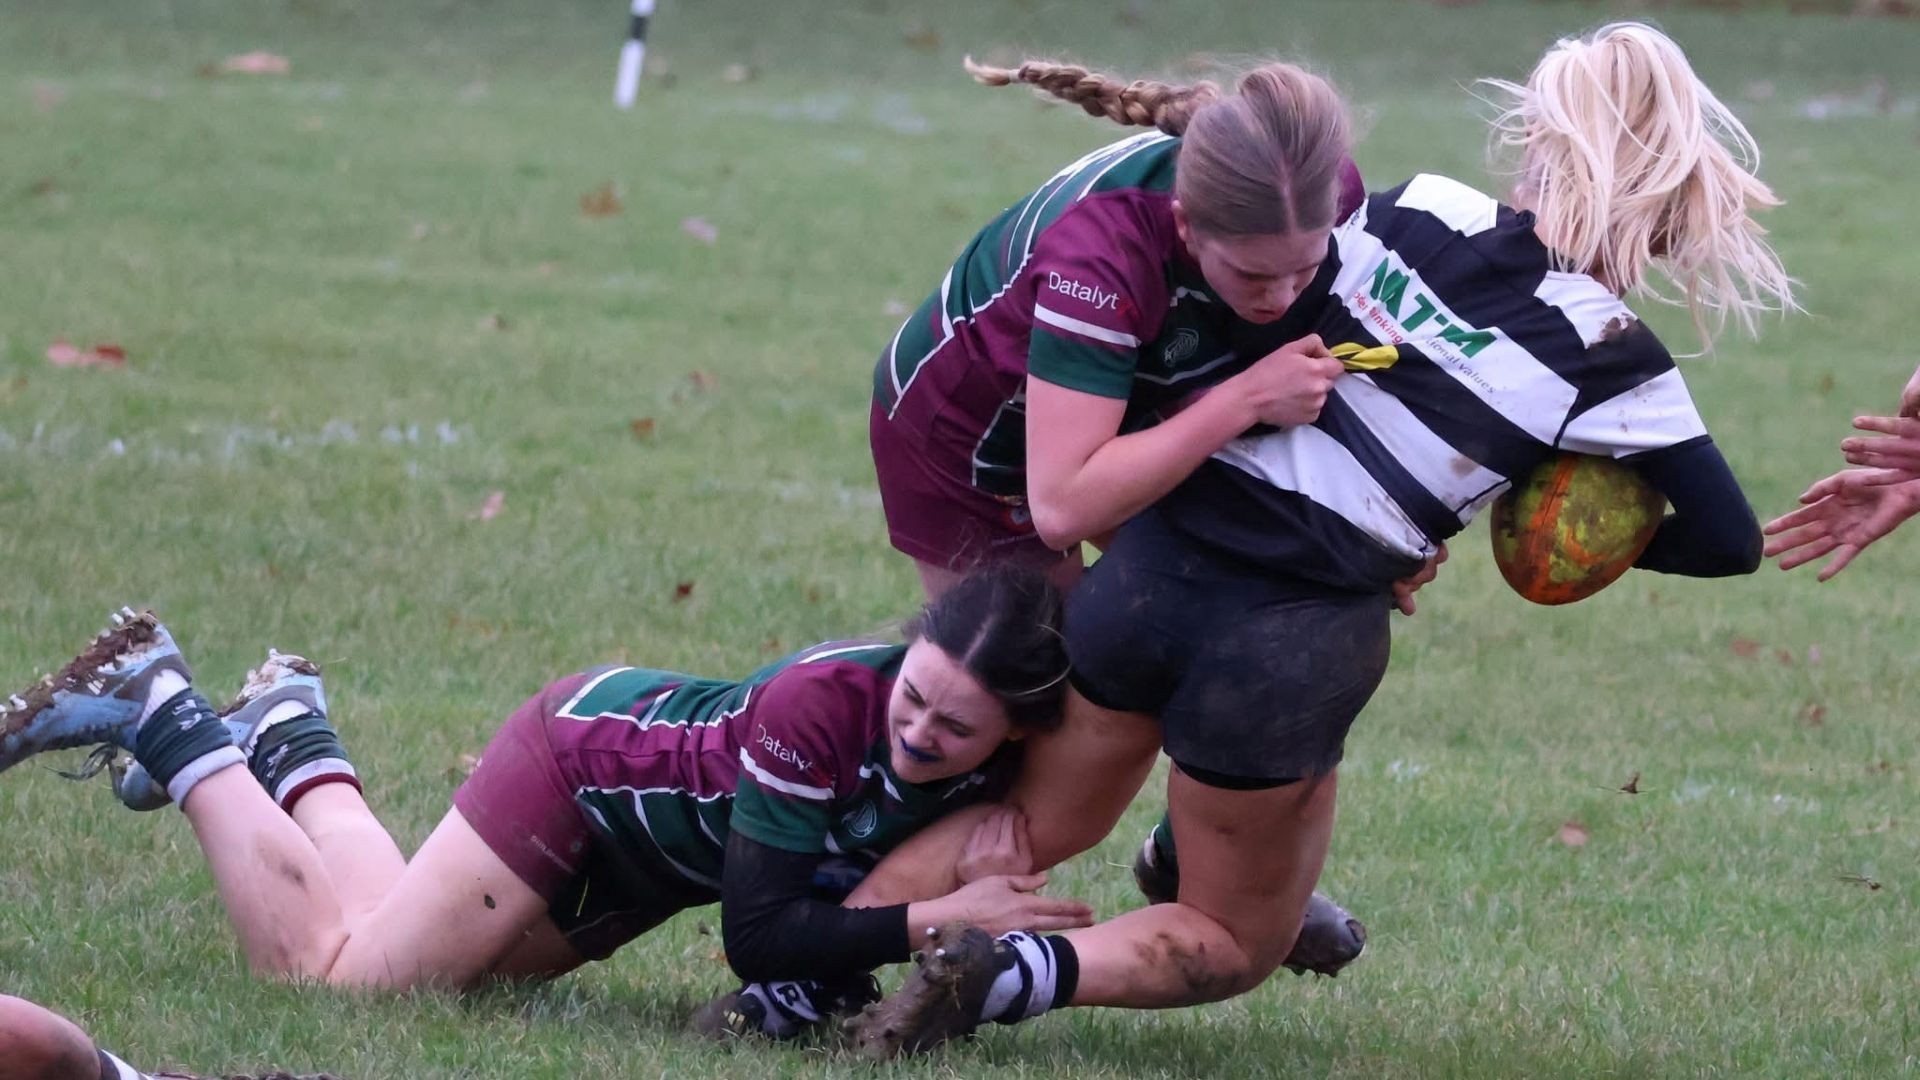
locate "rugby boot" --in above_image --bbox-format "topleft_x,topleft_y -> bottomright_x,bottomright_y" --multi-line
690,974 -> 881,1041
845,922 -> 1007,1060
1,608 -> 190,775
1132,822 -> 1368,977
113,649 -> 329,811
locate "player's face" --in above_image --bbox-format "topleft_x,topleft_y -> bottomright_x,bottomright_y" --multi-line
1175,204 -> 1330,324
887,640 -> 1017,785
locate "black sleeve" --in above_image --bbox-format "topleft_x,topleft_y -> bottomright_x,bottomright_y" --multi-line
1627,436 -> 1763,578
720,830 -> 913,983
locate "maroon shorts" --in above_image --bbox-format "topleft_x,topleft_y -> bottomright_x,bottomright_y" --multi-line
452,672 -> 707,961
869,399 -> 1069,570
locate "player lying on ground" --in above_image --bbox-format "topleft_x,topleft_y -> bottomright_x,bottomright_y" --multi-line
838,23 -> 1793,1057
1764,359 -> 1920,578
0,568 -> 1099,1032
0,994 -> 337,1080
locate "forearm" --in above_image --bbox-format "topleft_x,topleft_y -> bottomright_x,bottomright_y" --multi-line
842,803 -> 990,907
1031,386 -> 1257,548
1630,438 -> 1763,577
721,833 -> 911,982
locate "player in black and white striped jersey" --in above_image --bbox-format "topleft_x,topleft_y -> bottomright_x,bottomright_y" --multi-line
849,23 -> 1806,1057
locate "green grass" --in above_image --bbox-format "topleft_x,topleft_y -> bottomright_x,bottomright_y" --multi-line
3,1 -> 1919,1076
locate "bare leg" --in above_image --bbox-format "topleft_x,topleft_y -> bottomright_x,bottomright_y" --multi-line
1064,768 -> 1337,1007
287,784 -> 406,925
178,765 -> 547,989
487,916 -> 588,982
0,996 -> 97,1080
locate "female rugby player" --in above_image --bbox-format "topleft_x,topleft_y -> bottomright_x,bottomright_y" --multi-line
844,24 -> 1796,1056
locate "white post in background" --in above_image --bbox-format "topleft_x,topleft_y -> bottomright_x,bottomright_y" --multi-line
614,0 -> 656,109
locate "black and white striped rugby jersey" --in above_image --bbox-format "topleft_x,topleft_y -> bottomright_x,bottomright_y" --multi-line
1155,173 -> 1712,591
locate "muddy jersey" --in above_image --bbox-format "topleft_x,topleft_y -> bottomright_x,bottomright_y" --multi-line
873,132 -> 1364,500
1156,173 -> 1710,590
557,641 -> 1015,894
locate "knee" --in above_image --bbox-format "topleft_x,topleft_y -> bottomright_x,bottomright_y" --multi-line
0,996 -> 96,1080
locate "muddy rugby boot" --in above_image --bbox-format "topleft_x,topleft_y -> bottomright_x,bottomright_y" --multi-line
113,648 -> 334,811
1,609 -> 192,776
845,923 -> 1007,1060
1133,822 -> 1368,977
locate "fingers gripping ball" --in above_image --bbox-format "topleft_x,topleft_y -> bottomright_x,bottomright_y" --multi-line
1489,453 -> 1665,605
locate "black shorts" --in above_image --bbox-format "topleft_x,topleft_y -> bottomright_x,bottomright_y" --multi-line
1067,509 -> 1392,784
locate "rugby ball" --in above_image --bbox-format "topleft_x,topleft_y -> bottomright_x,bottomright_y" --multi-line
1488,453 -> 1666,605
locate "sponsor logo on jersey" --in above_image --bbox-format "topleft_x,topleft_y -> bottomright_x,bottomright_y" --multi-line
841,800 -> 879,839
755,725 -> 813,775
1046,271 -> 1124,312
1163,327 -> 1200,366
1357,256 -> 1495,359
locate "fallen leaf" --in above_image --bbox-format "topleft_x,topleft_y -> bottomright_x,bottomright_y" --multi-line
46,341 -> 127,369
1837,873 -> 1882,891
1774,648 -> 1796,666
221,51 -> 291,76
1816,373 -> 1836,394
474,490 -> 505,521
31,81 -> 66,113
1799,701 -> 1827,726
901,25 -> 942,51
805,585 -> 822,604
762,637 -> 782,653
680,216 -> 718,244
688,370 -> 716,392
1620,772 -> 1642,795
1556,821 -> 1590,848
673,581 -> 695,602
1730,637 -> 1762,658
630,417 -> 656,440
194,63 -> 220,79
29,177 -> 58,196
580,183 -> 623,218
721,63 -> 756,84
1850,818 -> 1895,836
477,313 -> 507,332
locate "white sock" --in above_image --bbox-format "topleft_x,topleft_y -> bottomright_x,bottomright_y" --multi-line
140,670 -> 189,725
244,698 -> 316,755
165,746 -> 246,807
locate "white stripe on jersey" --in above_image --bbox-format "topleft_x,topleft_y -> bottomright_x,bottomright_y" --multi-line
1333,373 -> 1508,520
739,747 -> 834,801
1536,270 -> 1637,346
1213,424 -> 1433,559
1329,221 -> 1577,443
1558,367 -> 1707,457
1396,173 -> 1499,236
1033,303 -> 1142,348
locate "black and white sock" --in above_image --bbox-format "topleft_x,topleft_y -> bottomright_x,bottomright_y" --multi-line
132,688 -> 245,806
980,931 -> 1079,1025
97,1048 -> 158,1080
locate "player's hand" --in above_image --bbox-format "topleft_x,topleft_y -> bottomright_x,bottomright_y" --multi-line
1237,334 -> 1346,429
1841,416 -> 1920,472
929,874 -> 1093,936
955,806 -> 1034,883
1392,542 -> 1448,616
1762,470 -> 1920,580
1898,364 -> 1920,419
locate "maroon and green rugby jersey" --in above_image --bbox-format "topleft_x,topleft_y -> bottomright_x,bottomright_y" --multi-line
873,131 -> 1364,500
556,641 -> 1015,897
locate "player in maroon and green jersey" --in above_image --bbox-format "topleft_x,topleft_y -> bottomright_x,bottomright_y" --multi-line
0,569 -> 1091,1027
871,58 -> 1366,597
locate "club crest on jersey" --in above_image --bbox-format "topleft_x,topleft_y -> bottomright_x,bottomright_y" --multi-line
1046,271 -> 1124,312
1163,328 -> 1200,366
755,725 -> 812,775
841,800 -> 879,839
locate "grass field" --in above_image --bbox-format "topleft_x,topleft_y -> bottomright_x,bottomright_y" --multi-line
3,1 -> 1919,1077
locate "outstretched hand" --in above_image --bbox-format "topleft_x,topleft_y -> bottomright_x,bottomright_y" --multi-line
1392,542 -> 1448,616
1840,415 -> 1920,473
931,873 -> 1094,936
1762,469 -> 1920,580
